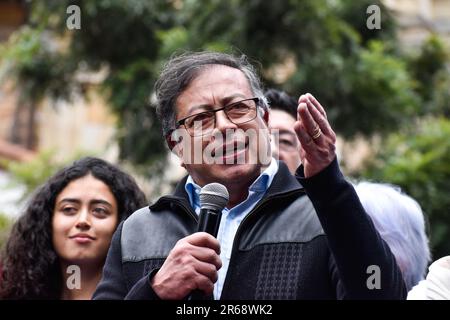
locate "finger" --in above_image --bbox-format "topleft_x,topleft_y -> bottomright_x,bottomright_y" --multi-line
195,275 -> 215,295
306,93 -> 327,119
194,260 -> 219,283
305,98 -> 332,136
187,232 -> 221,254
191,246 -> 222,270
297,102 -> 320,138
294,122 -> 316,153
298,94 -> 308,106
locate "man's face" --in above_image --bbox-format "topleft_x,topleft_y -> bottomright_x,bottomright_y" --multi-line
173,65 -> 271,188
269,109 -> 302,174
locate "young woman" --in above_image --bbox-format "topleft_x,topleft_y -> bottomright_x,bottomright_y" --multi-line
0,157 -> 147,299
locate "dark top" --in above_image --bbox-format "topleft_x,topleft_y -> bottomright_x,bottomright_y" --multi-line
93,158 -> 406,300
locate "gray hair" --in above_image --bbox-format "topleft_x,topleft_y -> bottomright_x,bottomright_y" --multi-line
154,51 -> 269,136
354,181 -> 431,291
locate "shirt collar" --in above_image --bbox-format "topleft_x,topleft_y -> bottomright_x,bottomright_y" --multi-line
184,158 -> 279,211
185,176 -> 201,211
248,157 -> 278,192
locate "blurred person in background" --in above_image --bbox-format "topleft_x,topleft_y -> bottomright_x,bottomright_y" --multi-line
265,88 -> 302,174
354,182 -> 431,291
0,157 -> 147,299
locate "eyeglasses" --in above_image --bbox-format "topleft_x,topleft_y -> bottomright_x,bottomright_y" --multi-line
175,97 -> 260,137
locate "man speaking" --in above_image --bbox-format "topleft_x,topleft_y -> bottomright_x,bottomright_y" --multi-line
93,51 -> 406,299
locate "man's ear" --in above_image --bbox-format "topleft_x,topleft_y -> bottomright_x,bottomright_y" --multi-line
166,132 -> 187,168
165,133 -> 177,151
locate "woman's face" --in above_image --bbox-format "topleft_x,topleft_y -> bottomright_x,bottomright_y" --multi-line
52,174 -> 119,266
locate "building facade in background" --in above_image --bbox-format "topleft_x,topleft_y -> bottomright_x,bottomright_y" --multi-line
385,0 -> 450,47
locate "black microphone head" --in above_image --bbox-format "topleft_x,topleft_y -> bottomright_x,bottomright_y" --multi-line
200,183 -> 229,211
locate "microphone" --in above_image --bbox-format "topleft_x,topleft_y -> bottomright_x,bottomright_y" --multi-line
190,182 -> 229,300
197,182 -> 229,236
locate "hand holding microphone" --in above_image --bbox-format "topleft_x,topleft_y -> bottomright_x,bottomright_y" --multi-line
150,183 -> 229,300
190,183 -> 229,300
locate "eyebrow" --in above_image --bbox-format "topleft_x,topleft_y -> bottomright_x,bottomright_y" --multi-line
90,199 -> 113,208
58,198 -> 112,208
186,93 -> 248,115
58,198 -> 81,205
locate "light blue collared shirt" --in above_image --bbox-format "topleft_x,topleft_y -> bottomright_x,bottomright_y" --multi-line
184,159 -> 279,299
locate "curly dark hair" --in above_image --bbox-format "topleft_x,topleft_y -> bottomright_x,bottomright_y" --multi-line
0,157 -> 147,299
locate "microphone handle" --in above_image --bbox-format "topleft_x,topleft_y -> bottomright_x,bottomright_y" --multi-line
197,208 -> 222,237
190,208 -> 222,300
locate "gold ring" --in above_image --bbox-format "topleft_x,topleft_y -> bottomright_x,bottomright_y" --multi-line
312,124 -> 320,134
312,128 -> 322,140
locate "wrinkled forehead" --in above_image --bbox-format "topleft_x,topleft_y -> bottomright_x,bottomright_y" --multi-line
192,62 -> 248,80
175,65 -> 254,113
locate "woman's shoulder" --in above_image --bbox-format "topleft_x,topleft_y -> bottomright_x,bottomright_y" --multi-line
407,255 -> 450,300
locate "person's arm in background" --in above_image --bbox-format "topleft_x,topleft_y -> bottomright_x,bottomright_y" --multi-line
294,93 -> 406,299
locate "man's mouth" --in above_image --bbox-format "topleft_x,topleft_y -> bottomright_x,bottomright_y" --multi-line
211,139 -> 249,159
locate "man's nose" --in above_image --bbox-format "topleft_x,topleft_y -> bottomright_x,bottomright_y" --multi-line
214,110 -> 238,132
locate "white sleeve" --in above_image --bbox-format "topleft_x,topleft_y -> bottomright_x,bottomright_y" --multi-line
407,256 -> 450,300
407,280 -> 428,300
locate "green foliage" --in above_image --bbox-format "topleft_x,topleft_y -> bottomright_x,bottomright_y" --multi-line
409,35 -> 449,102
428,69 -> 450,117
338,41 -> 420,136
179,0 -> 419,138
1,0 -> 407,170
363,117 -> 450,258
1,0 -> 177,170
183,0 -> 364,63
338,0 -> 396,45
1,151 -> 64,199
1,150 -> 92,200
408,35 -> 450,117
0,26 -> 76,102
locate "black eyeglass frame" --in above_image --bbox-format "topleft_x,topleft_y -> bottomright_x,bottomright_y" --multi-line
174,97 -> 261,136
